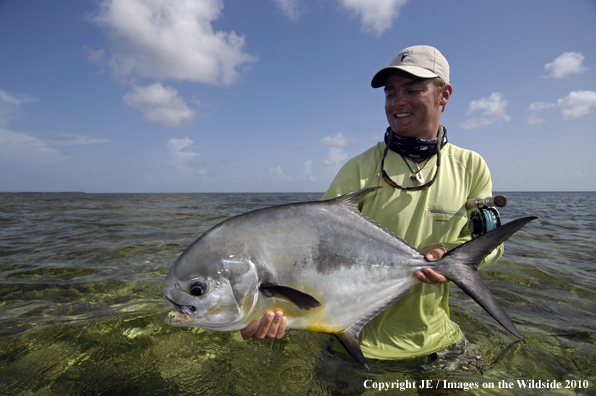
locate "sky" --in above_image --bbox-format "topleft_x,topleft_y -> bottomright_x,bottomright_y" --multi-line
1,0 -> 595,193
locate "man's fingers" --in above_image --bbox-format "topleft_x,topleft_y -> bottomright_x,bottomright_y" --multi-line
266,311 -> 284,339
241,311 -> 287,340
423,268 -> 448,283
414,268 -> 449,285
240,320 -> 260,340
424,245 -> 447,262
253,311 -> 274,339
273,314 -> 287,339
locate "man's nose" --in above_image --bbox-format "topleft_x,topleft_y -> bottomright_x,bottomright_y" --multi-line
390,91 -> 405,107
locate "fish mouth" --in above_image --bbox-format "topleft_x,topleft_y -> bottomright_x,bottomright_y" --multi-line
165,295 -> 196,316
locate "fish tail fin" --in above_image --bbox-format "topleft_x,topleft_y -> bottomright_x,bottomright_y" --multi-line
436,216 -> 537,339
334,327 -> 370,370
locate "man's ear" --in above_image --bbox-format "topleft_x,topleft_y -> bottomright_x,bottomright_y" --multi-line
439,83 -> 452,112
440,84 -> 453,107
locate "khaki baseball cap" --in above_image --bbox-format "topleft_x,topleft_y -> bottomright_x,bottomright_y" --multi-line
371,45 -> 450,88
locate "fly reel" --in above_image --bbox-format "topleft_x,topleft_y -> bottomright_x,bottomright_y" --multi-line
466,195 -> 507,238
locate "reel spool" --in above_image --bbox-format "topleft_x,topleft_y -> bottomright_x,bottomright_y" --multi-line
466,195 -> 507,238
469,207 -> 501,237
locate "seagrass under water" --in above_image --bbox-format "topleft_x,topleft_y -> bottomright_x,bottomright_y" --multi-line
0,192 -> 595,395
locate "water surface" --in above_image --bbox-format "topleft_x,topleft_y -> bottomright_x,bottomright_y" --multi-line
1,192 -> 595,395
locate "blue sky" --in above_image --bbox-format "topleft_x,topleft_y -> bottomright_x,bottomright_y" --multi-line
1,0 -> 595,193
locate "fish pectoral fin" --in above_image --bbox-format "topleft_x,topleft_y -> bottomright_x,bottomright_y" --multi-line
334,327 -> 370,370
259,282 -> 321,310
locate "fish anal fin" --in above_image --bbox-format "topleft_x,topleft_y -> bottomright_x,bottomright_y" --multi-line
334,327 -> 370,370
259,282 -> 321,310
331,302 -> 398,370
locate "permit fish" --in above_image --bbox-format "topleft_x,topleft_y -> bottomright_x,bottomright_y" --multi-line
163,187 -> 536,369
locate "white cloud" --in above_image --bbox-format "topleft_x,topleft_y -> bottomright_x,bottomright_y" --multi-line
320,132 -> 350,172
338,0 -> 408,36
0,128 -> 66,164
323,147 -> 348,167
0,90 -> 36,105
527,102 -> 555,124
527,115 -> 545,125
124,83 -> 195,128
82,46 -> 105,64
319,132 -> 351,147
269,165 -> 294,181
91,0 -> 258,85
544,52 -> 588,79
271,0 -> 303,21
459,92 -> 511,129
301,159 -> 316,182
528,90 -> 596,122
0,89 -> 37,127
557,90 -> 596,119
167,137 -> 199,163
166,137 -> 207,182
529,102 -> 555,112
48,133 -> 112,145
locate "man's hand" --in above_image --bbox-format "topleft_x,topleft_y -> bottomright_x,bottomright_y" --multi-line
415,245 -> 449,285
240,310 -> 287,340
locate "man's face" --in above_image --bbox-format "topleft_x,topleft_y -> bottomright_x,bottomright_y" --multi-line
384,74 -> 451,140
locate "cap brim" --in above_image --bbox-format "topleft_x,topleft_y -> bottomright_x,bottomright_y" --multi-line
371,66 -> 439,88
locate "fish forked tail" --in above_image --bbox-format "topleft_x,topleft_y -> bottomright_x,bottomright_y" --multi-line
331,216 -> 536,371
435,216 -> 538,340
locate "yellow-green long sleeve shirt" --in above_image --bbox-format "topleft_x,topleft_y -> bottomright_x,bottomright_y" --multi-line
321,141 -> 503,360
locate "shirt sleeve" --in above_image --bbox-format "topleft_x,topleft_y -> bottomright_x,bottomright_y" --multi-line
440,152 -> 503,269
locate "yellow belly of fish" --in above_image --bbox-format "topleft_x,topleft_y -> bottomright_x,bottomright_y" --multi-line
253,298 -> 344,335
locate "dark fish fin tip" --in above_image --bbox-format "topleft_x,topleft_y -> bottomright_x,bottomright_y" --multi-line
259,282 -> 321,310
450,274 -> 524,339
438,216 -> 536,339
444,216 -> 537,263
334,328 -> 370,370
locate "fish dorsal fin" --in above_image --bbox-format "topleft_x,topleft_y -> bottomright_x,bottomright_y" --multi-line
259,282 -> 321,310
334,326 -> 370,370
331,187 -> 420,255
332,187 -> 381,211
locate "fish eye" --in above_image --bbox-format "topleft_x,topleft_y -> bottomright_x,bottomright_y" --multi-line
189,280 -> 207,297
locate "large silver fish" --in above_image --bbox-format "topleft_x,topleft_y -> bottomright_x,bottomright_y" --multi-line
163,188 -> 536,369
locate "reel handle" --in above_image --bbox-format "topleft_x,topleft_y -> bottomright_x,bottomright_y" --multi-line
466,195 -> 507,210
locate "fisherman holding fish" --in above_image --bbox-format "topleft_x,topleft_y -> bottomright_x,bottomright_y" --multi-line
241,46 -> 505,361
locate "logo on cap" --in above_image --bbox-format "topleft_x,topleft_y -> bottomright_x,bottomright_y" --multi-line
400,50 -> 413,62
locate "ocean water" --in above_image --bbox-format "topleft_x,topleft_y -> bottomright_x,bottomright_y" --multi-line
0,191 -> 595,395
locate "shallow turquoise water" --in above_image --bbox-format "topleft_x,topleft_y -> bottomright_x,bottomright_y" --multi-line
0,192 -> 595,395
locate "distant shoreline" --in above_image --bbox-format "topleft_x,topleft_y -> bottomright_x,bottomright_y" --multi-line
0,192 -> 87,194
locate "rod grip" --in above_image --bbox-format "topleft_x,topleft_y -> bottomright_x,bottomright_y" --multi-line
466,195 -> 508,209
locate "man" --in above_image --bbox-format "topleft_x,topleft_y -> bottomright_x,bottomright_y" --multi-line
241,45 -> 503,360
